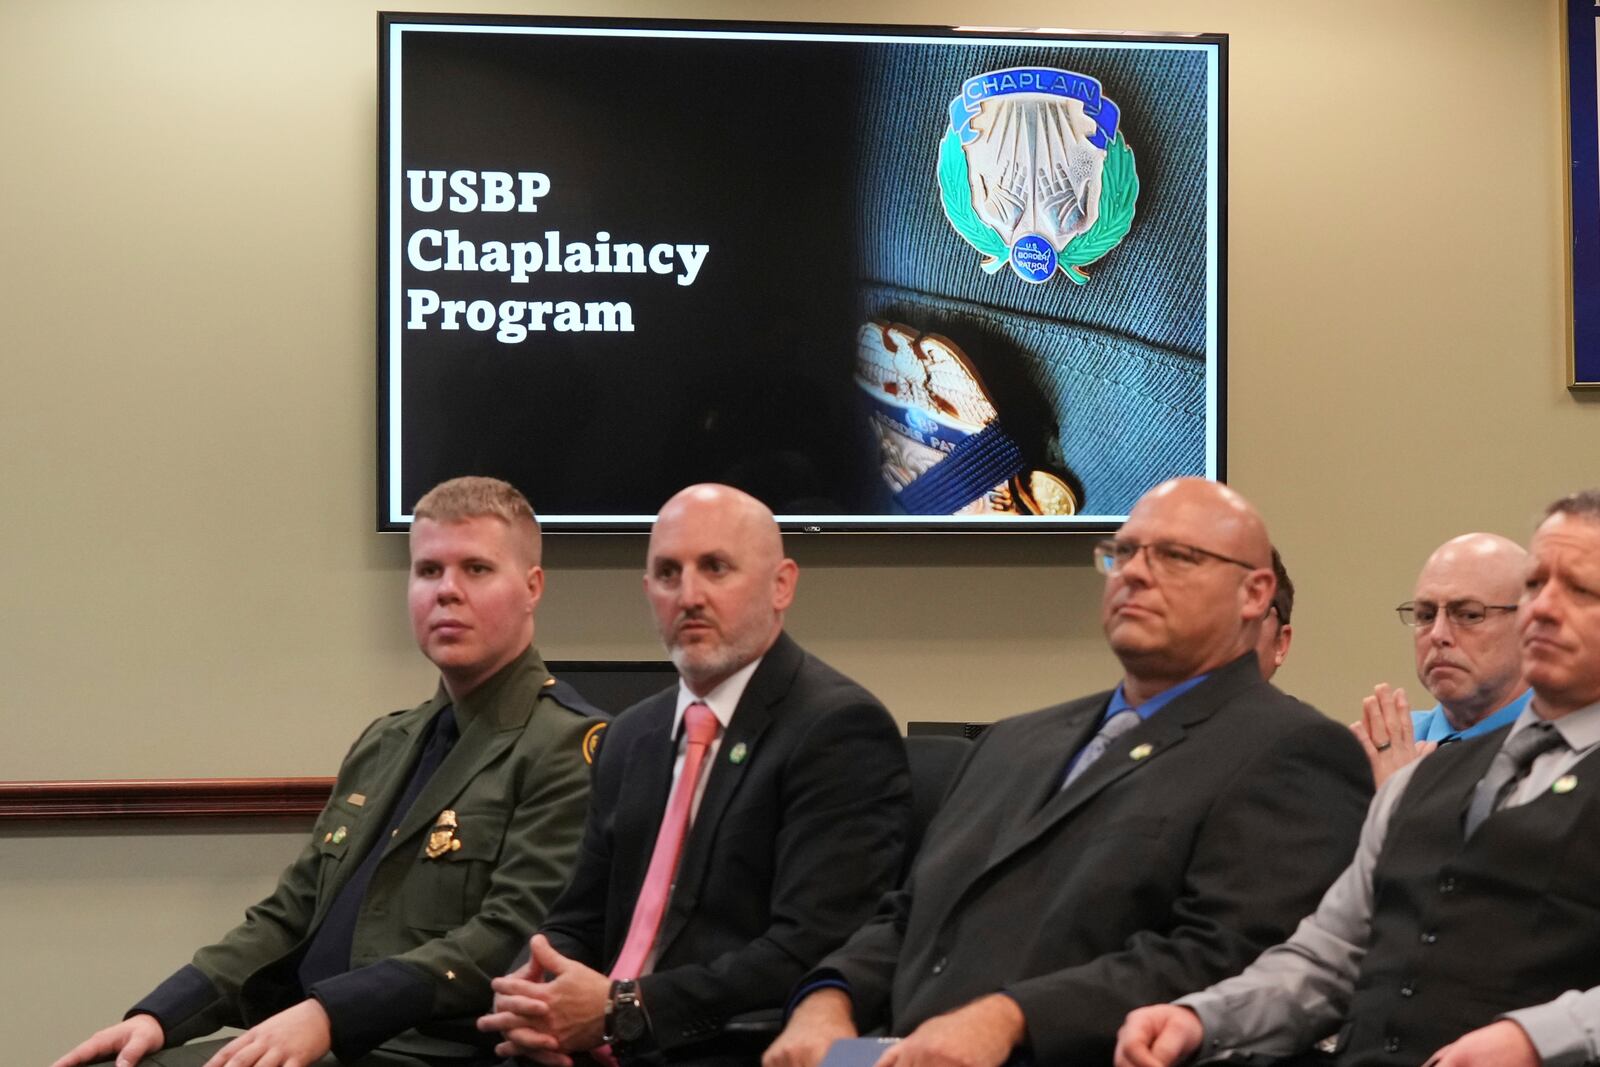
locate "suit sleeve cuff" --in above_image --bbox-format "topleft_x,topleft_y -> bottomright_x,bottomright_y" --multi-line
127,963 -> 220,1039
308,958 -> 434,1061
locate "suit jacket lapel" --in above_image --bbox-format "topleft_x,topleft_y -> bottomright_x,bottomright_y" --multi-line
984,654 -> 1261,874
651,633 -> 799,959
986,697 -> 1107,862
618,700 -> 678,894
310,691 -> 439,918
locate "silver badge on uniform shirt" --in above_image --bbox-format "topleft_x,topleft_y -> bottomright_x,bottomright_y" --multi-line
938,67 -> 1139,285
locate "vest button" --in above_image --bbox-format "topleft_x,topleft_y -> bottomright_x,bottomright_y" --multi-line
1438,876 -> 1456,893
1384,1037 -> 1402,1053
1420,931 -> 1438,945
1400,982 -> 1416,997
931,956 -> 948,975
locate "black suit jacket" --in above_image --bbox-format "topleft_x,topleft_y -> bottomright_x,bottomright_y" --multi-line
540,632 -> 911,1059
816,652 -> 1372,1065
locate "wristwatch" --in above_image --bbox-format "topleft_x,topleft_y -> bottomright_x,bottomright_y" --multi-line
604,979 -> 650,1050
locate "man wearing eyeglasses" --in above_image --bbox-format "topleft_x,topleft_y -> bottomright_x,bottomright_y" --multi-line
1115,490 -> 1600,1067
764,477 -> 1370,1067
1351,534 -> 1531,787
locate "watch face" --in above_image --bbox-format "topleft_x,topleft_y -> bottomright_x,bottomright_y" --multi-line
616,1004 -> 648,1043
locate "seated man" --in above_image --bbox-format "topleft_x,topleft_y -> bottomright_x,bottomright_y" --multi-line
1255,546 -> 1295,681
481,484 -> 911,1066
1351,533 -> 1530,786
764,477 -> 1373,1067
53,477 -> 604,1067
1116,491 -> 1600,1067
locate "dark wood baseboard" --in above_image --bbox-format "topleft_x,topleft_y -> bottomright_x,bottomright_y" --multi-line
0,777 -> 335,821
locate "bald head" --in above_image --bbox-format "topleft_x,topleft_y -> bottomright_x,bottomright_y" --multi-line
1420,533 -> 1527,589
655,484 -> 785,566
1137,478 -> 1272,568
1101,478 -> 1278,700
645,484 -> 798,695
1410,532 -> 1528,727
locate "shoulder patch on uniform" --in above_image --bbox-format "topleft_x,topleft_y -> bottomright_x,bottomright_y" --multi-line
543,677 -> 610,720
582,721 -> 608,764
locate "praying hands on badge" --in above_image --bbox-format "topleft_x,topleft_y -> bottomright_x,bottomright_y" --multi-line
479,934 -> 611,1064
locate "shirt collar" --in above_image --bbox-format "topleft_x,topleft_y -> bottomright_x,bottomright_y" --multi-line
672,655 -> 763,738
1520,696 -> 1600,754
1106,671 -> 1212,723
1420,689 -> 1533,743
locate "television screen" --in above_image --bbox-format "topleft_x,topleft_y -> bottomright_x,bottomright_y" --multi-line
379,15 -> 1226,531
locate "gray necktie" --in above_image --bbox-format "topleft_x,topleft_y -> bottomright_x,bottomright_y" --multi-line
1463,721 -> 1565,838
1063,709 -> 1142,789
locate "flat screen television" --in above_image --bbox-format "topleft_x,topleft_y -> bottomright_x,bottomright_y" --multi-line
379,14 -> 1226,532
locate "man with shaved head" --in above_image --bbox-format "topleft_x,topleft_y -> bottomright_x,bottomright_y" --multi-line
482,484 -> 910,1066
1352,533 -> 1531,786
764,478 -> 1371,1067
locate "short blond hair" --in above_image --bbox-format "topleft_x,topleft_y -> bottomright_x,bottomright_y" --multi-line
412,476 -> 541,565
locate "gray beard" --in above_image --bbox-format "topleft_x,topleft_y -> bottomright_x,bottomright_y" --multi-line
667,630 -> 764,693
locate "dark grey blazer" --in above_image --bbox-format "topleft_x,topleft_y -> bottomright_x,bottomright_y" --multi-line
816,652 -> 1373,1065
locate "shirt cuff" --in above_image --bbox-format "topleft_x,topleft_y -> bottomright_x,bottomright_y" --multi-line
1173,993 -> 1229,1061
307,958 -> 434,1061
127,963 -> 220,1040
787,974 -> 853,1019
1503,992 -> 1600,1067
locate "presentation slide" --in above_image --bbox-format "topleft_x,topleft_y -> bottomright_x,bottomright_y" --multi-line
380,18 -> 1225,530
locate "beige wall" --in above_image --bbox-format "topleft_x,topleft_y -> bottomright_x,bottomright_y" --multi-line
2,0 -> 1589,1059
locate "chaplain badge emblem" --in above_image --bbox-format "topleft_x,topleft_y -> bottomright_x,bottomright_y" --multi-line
425,809 -> 462,859
938,67 -> 1138,285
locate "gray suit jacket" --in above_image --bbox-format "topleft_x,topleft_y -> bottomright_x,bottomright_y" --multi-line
815,652 -> 1372,1065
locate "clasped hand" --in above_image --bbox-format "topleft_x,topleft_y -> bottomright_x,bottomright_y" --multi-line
478,933 -> 611,1066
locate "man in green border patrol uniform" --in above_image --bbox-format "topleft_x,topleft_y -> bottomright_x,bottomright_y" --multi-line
52,476 -> 606,1067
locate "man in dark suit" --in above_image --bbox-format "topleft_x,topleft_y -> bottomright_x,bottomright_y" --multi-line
480,483 -> 911,1066
52,477 -> 604,1067
1115,490 -> 1600,1067
764,477 -> 1372,1067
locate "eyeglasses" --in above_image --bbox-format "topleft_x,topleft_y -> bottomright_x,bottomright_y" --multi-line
1395,600 -> 1518,629
1093,539 -> 1259,577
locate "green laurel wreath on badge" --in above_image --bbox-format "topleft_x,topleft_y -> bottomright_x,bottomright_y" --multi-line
937,128 -> 1139,284
938,128 -> 1012,273
1059,132 -> 1138,284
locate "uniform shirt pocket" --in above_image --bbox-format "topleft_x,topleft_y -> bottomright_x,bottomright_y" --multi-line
404,807 -> 509,933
